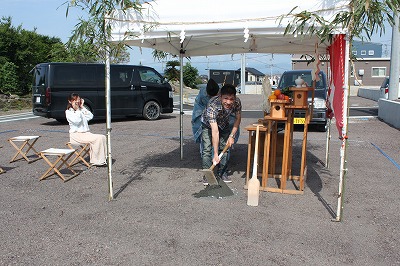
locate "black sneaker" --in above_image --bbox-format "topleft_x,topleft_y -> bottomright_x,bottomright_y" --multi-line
220,173 -> 232,183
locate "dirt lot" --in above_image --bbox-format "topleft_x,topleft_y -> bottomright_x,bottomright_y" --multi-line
0,95 -> 399,265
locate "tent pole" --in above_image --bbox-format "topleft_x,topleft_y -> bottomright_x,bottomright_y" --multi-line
241,54 -> 246,94
335,35 -> 350,222
389,11 -> 400,100
325,118 -> 331,168
179,51 -> 184,160
105,48 -> 114,200
325,63 -> 331,168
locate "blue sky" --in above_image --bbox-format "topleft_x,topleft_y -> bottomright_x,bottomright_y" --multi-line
0,0 -> 292,75
1,0 -> 394,76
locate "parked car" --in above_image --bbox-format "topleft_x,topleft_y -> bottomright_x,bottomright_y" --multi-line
32,62 -> 174,122
379,76 -> 400,99
236,84 -> 242,94
380,77 -> 389,99
276,69 -> 328,132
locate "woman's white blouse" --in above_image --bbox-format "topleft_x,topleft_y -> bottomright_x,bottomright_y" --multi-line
65,107 -> 94,133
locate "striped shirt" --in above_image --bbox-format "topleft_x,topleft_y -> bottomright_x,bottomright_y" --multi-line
201,95 -> 241,130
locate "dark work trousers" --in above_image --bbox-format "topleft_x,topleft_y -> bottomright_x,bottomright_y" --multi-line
201,125 -> 230,178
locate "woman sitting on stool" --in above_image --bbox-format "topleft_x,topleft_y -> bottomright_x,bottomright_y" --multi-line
65,93 -> 107,166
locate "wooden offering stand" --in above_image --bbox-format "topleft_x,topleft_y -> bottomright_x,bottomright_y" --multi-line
290,87 -> 312,107
289,86 -> 315,118
275,86 -> 314,194
269,99 -> 290,118
244,88 -> 314,195
244,98 -> 289,192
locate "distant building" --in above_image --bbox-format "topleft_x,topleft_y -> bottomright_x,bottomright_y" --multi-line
349,57 -> 390,86
292,41 -> 391,87
208,67 -> 265,86
352,40 -> 383,58
199,74 -> 208,83
238,67 -> 265,83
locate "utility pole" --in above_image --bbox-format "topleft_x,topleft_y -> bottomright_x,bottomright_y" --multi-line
389,11 -> 400,100
270,64 -> 273,78
241,54 -> 246,94
268,63 -> 274,82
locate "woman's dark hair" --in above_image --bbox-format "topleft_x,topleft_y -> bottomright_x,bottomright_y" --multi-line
220,84 -> 236,96
66,93 -> 80,110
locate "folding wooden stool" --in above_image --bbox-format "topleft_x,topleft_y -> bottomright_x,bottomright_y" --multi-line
0,146 -> 4,174
8,136 -> 42,163
39,148 -> 79,182
66,142 -> 91,168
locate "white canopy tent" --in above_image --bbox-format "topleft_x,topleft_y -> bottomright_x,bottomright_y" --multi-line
107,0 -> 350,220
109,0 -> 348,56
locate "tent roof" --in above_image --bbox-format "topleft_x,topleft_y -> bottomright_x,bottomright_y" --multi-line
109,0 -> 349,57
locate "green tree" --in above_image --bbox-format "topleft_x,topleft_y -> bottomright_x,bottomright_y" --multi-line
65,0 -> 142,200
0,14 -> 129,96
282,0 -> 400,222
0,17 -> 68,95
65,0 -> 140,63
151,50 -> 202,87
67,39 -> 99,62
0,61 -> 19,95
66,34 -> 130,63
16,30 -> 64,94
164,60 -> 180,81
183,62 -> 199,88
283,0 -> 400,46
152,50 -> 169,61
49,42 -> 73,62
108,42 -> 130,64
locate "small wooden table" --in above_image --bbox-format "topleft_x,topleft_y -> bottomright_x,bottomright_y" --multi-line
8,136 -> 42,163
260,115 -> 296,194
39,148 -> 79,182
285,105 -> 312,192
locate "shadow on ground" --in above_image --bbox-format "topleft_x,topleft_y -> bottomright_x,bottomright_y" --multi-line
113,141 -> 249,198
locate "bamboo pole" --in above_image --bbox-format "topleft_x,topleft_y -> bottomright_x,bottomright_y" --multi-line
335,35 -> 350,222
105,48 -> 114,201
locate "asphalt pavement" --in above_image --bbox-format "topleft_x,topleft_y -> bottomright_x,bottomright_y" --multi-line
0,94 -> 399,265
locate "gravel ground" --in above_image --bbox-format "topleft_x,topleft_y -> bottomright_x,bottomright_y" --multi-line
0,95 -> 399,265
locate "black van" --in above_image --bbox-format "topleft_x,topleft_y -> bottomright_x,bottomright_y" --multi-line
32,62 -> 173,122
277,69 -> 328,131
